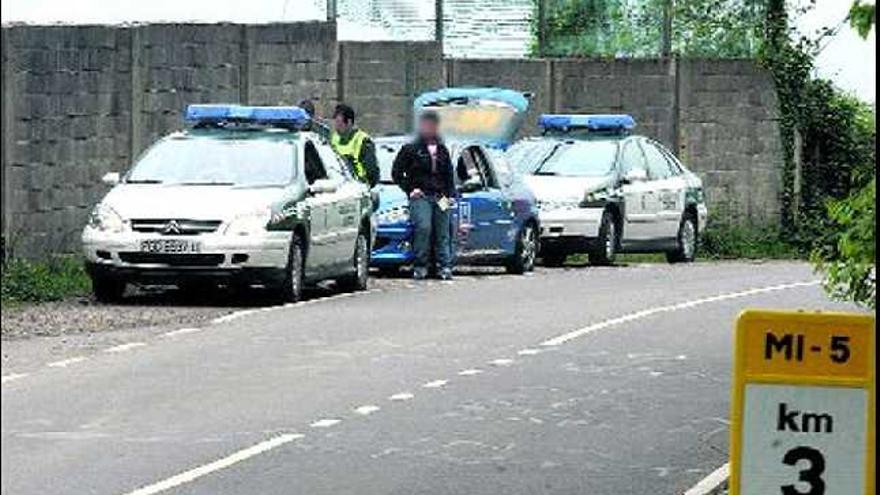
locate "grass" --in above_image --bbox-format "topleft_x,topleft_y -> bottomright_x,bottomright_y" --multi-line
1,256 -> 92,305
700,223 -> 802,260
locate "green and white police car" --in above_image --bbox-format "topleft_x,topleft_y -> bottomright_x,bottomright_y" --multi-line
507,114 -> 708,266
82,104 -> 373,302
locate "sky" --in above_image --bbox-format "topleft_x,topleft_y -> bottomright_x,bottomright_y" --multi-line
1,0 -> 875,102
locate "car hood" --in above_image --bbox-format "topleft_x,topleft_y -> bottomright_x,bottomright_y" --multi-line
374,183 -> 408,212
101,184 -> 286,220
523,175 -> 614,202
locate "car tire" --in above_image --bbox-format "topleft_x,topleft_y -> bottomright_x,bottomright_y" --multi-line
338,230 -> 369,292
282,233 -> 305,303
506,222 -> 538,274
667,213 -> 698,263
589,210 -> 618,266
376,266 -> 399,278
92,276 -> 125,303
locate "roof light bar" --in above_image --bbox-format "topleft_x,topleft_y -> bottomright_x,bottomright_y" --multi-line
538,114 -> 635,133
184,104 -> 310,128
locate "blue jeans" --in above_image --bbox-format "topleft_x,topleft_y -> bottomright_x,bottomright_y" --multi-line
410,196 -> 452,272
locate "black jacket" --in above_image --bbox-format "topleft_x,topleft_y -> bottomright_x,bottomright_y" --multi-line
391,138 -> 456,197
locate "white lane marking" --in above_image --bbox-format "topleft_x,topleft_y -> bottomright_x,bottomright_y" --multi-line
354,405 -> 380,416
422,379 -> 448,389
47,356 -> 87,368
310,418 -> 341,428
517,348 -> 541,356
489,358 -> 514,367
1,373 -> 28,384
211,290 -> 381,325
122,433 -> 303,495
389,392 -> 414,401
540,281 -> 819,347
104,342 -> 146,353
684,463 -> 729,495
163,327 -> 202,337
458,368 -> 483,376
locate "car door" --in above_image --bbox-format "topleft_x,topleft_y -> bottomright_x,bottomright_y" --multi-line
302,140 -> 334,270
618,139 -> 658,241
641,139 -> 686,239
316,141 -> 361,268
457,146 -> 511,255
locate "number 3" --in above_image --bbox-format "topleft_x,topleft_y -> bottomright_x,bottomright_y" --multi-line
782,446 -> 826,494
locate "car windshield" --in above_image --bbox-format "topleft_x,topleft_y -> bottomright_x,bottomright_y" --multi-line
506,140 -> 558,174
533,140 -> 618,177
126,136 -> 297,186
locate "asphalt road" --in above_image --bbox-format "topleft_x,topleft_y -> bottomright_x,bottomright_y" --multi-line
1,261 -> 861,495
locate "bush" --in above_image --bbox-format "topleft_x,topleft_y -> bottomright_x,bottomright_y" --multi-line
1,256 -> 91,304
701,222 -> 801,260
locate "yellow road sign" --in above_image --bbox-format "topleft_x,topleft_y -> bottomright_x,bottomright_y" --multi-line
730,310 -> 875,495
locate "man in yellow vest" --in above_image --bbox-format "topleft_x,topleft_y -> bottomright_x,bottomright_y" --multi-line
330,104 -> 379,188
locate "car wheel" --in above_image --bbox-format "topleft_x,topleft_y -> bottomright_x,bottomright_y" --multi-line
506,222 -> 537,274
589,210 -> 617,266
282,234 -> 305,303
92,275 -> 126,303
667,213 -> 697,263
338,230 -> 369,292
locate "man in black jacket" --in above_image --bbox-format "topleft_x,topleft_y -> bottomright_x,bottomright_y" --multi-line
392,111 -> 456,280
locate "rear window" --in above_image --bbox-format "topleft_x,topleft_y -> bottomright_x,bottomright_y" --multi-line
127,136 -> 297,187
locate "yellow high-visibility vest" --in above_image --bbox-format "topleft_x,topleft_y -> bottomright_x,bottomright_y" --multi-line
331,129 -> 369,183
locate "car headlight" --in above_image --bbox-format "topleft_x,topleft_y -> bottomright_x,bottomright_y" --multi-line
87,203 -> 126,233
224,208 -> 274,236
376,205 -> 409,225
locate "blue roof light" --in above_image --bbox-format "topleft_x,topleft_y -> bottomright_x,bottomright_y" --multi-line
538,114 -> 635,133
184,104 -> 310,128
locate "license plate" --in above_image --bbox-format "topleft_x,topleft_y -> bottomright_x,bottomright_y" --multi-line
140,239 -> 201,254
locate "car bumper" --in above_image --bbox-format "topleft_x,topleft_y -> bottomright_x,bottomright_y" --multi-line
82,228 -> 290,285
538,207 -> 603,240
370,225 -> 414,267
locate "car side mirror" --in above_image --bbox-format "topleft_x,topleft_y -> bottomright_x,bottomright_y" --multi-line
622,168 -> 647,184
458,177 -> 483,194
102,172 -> 120,185
308,178 -> 338,195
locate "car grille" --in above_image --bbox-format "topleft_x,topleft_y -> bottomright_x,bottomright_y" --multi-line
118,253 -> 225,266
373,236 -> 392,250
130,219 -> 222,235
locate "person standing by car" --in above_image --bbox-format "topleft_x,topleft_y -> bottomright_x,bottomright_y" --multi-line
391,111 -> 456,280
330,104 -> 379,188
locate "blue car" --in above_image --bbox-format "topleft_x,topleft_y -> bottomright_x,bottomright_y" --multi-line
371,87 -> 540,275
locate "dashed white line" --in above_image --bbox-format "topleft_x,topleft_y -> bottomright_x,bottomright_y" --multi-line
457,368 -> 483,376
162,327 -> 202,337
517,348 -> 541,356
1,373 -> 28,384
389,392 -> 414,401
684,463 -> 729,495
104,342 -> 146,353
354,405 -> 381,416
47,356 -> 87,368
489,358 -> 514,367
540,281 -> 819,347
122,433 -> 303,495
422,379 -> 448,389
310,418 -> 342,428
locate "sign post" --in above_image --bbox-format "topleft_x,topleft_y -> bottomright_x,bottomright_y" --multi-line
730,310 -> 875,495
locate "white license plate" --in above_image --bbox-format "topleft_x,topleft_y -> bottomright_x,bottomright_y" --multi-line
140,239 -> 201,254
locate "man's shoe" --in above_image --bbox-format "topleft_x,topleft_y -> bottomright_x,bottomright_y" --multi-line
439,268 -> 453,280
413,267 -> 428,280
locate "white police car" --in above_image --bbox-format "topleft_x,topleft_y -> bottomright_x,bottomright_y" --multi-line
82,104 -> 373,302
507,114 -> 708,266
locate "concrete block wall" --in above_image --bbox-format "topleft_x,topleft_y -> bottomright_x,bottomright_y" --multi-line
1,23 -> 784,258
3,25 -> 132,256
338,41 -> 444,136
